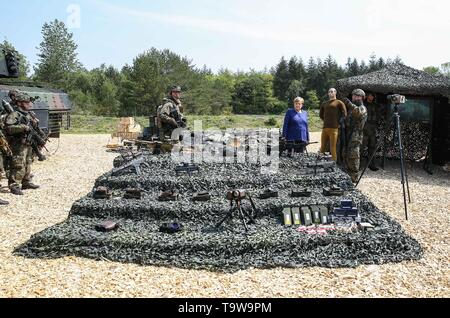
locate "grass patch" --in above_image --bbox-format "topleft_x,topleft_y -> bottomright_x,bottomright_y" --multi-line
65,112 -> 322,134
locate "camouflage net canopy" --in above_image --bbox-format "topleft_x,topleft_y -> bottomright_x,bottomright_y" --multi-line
15,152 -> 423,272
362,121 -> 431,161
337,63 -> 450,162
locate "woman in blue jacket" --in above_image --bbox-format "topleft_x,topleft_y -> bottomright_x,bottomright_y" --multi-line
282,97 -> 310,155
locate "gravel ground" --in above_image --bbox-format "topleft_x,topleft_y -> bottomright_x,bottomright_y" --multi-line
0,133 -> 448,298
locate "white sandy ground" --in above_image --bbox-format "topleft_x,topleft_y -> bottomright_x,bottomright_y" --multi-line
0,133 -> 448,298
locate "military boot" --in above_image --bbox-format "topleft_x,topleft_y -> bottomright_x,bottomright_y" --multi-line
22,182 -> 40,190
0,198 -> 9,205
10,185 -> 24,196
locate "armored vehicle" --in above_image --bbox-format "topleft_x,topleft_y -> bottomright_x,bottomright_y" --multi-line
0,49 -> 71,138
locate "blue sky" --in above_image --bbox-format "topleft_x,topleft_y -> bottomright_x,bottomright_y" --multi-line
1,0 -> 449,74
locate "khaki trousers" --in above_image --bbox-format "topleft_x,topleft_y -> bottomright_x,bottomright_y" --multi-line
320,128 -> 339,161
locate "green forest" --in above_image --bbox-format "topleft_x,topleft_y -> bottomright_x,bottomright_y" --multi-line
2,19 -> 450,118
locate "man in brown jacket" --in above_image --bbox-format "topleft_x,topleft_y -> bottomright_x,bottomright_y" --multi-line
319,88 -> 347,161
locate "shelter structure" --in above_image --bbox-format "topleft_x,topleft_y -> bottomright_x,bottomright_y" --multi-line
336,63 -> 450,166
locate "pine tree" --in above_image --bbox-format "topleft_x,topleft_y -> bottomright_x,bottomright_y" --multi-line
34,19 -> 82,85
272,57 -> 291,101
304,90 -> 320,110
346,58 -> 360,77
368,53 -> 378,72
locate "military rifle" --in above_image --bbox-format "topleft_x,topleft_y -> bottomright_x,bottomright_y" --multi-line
0,131 -> 12,157
1,99 -> 49,161
280,139 -> 318,154
175,162 -> 199,176
112,154 -> 150,176
170,108 -> 186,128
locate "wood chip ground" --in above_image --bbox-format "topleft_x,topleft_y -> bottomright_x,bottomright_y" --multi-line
0,134 -> 448,298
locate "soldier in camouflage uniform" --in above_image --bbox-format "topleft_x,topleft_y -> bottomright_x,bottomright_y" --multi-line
342,89 -> 368,183
0,120 -> 10,205
3,93 -> 40,195
8,89 -> 19,109
362,92 -> 385,171
157,86 -> 186,140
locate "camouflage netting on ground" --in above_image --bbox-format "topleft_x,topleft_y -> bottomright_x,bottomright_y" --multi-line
15,153 -> 423,272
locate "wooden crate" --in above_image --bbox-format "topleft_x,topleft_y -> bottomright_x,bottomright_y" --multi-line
112,132 -> 141,140
119,117 -> 135,126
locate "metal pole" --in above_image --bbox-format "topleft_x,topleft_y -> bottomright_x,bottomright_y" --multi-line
394,109 -> 409,220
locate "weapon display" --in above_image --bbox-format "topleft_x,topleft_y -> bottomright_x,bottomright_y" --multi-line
279,139 -> 318,155
323,184 -> 345,196
112,154 -> 150,176
93,186 -> 111,199
175,162 -> 200,176
291,188 -> 312,198
216,190 -> 257,232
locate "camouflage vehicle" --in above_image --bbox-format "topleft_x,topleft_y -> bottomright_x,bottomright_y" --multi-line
0,83 -> 72,138
1,49 -> 71,138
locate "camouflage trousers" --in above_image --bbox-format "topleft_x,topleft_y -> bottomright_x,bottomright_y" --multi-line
363,123 -> 378,161
159,125 -> 175,141
8,142 -> 33,187
0,154 -> 4,183
344,132 -> 364,183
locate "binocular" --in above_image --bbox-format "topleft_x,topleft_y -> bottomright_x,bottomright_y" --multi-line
226,190 -> 246,201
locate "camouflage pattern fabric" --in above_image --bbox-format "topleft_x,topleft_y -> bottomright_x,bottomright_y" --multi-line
0,151 -> 4,181
157,97 -> 184,140
8,142 -> 33,187
3,110 -> 35,187
362,101 -> 385,161
362,122 -> 378,159
344,102 -> 368,183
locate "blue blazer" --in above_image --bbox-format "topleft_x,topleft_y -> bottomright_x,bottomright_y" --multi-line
282,109 -> 310,142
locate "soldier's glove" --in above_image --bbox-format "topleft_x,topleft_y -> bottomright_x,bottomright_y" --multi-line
342,98 -> 351,106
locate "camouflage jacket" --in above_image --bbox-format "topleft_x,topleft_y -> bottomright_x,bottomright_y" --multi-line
2,109 -> 33,144
157,97 -> 184,126
345,101 -> 368,141
365,101 -> 385,125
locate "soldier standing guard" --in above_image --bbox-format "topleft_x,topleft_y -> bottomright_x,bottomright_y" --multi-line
362,92 -> 385,171
3,93 -> 40,195
342,89 -> 368,183
0,122 -> 10,205
157,86 -> 186,140
8,89 -> 19,109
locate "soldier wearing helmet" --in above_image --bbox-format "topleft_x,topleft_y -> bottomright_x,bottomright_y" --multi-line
362,92 -> 385,171
3,92 -> 40,195
342,89 -> 368,183
156,85 -> 187,140
0,111 -> 10,205
8,89 -> 19,110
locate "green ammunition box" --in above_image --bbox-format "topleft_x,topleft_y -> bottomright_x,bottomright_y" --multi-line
310,205 -> 321,224
319,205 -> 329,224
282,207 -> 293,226
300,207 -> 313,226
291,207 -> 301,225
